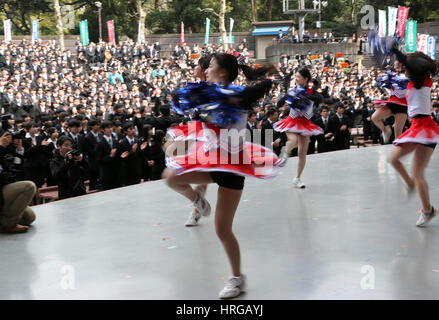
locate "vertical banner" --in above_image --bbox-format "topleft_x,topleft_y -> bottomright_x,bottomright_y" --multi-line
378,10 -> 386,38
205,18 -> 210,45
137,21 -> 142,44
388,7 -> 398,37
3,19 -> 12,43
405,20 -> 417,53
417,34 -> 429,54
79,20 -> 90,46
229,18 -> 234,44
31,20 -> 39,43
427,36 -> 437,60
397,6 -> 410,38
107,20 -> 115,44
180,22 -> 185,45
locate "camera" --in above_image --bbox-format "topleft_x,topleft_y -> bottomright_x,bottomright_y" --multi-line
64,149 -> 82,165
11,130 -> 26,140
0,114 -> 12,130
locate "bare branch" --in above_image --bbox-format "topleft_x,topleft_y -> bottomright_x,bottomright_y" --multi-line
197,7 -> 219,18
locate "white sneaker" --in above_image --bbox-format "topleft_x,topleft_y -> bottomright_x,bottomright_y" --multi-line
185,209 -> 201,227
293,177 -> 306,189
219,275 -> 246,299
193,187 -> 211,217
382,127 -> 392,144
279,147 -> 289,163
416,206 -> 438,227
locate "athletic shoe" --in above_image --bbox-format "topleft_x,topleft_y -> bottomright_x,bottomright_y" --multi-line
279,147 -> 289,163
219,275 -> 246,299
185,209 -> 201,227
416,206 -> 438,227
193,187 -> 211,217
382,126 -> 392,144
293,177 -> 306,189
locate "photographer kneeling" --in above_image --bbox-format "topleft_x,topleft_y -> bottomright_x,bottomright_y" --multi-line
0,130 -> 36,233
50,136 -> 88,200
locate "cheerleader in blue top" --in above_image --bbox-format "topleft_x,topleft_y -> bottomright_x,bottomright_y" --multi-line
162,53 -> 284,299
273,67 -> 323,188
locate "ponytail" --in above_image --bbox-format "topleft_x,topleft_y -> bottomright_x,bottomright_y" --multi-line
239,64 -> 278,81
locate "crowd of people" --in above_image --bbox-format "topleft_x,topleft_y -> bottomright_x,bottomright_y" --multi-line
0,37 -> 438,202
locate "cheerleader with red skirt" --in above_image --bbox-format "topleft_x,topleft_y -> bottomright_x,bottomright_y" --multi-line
162,53 -> 284,299
273,67 -> 323,188
165,55 -> 212,227
372,60 -> 410,144
389,46 -> 439,227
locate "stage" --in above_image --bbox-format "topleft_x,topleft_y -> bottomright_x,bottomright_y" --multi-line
1,145 -> 439,300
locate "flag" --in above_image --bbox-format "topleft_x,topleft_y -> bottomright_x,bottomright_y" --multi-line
405,20 -> 417,53
378,10 -> 387,38
137,21 -> 143,44
79,20 -> 89,46
31,20 -> 39,43
417,34 -> 429,54
388,7 -> 398,37
205,18 -> 210,45
229,18 -> 234,44
397,6 -> 410,38
427,36 -> 437,60
3,19 -> 12,43
181,22 -> 185,45
107,20 -> 115,44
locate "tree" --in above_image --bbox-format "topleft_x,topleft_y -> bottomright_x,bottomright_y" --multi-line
53,0 -> 64,50
198,0 -> 228,50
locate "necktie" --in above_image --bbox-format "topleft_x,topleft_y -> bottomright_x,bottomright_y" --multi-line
324,119 -> 328,128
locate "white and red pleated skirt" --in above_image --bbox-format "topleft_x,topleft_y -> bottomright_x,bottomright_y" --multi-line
166,120 -> 205,142
273,116 -> 323,136
393,115 -> 439,146
373,95 -> 408,107
166,140 -> 285,179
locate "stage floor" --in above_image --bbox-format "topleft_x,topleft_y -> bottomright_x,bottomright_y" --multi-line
1,145 -> 439,300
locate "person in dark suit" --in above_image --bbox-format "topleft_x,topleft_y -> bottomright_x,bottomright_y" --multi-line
82,118 -> 101,190
362,101 -> 380,143
148,129 -> 166,181
246,111 -> 258,143
66,119 -> 86,154
96,121 -> 121,190
118,122 -> 141,186
261,108 -> 282,155
22,122 -> 47,188
431,102 -> 439,125
330,103 -> 351,150
153,105 -> 179,133
138,124 -> 154,181
314,106 -> 335,153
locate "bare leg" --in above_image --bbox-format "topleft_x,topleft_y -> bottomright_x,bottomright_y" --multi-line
215,186 -> 243,277
296,135 -> 310,179
388,144 -> 417,189
393,113 -> 408,139
372,106 -> 393,133
411,145 -> 434,212
285,132 -> 299,156
162,168 -> 212,202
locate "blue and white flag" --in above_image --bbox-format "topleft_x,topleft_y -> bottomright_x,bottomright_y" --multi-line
137,21 -> 143,44
427,36 -> 437,60
32,20 -> 39,43
388,7 -> 398,37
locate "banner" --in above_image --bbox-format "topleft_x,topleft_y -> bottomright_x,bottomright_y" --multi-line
405,20 -> 417,53
137,21 -> 143,44
388,7 -> 398,37
31,20 -> 39,43
205,18 -> 210,45
3,19 -> 12,43
417,34 -> 429,54
107,20 -> 115,44
79,20 -> 89,46
397,6 -> 410,38
378,10 -> 386,38
229,18 -> 234,44
427,36 -> 437,60
180,22 -> 185,45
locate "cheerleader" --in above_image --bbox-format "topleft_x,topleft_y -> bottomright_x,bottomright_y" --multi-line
389,47 -> 439,227
372,59 -> 410,144
274,67 -> 323,188
166,55 -> 211,227
162,53 -> 284,298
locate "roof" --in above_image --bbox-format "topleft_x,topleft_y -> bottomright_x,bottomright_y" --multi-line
252,26 -> 291,36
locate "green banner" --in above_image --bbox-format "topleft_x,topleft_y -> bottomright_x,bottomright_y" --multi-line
205,18 -> 210,45
405,20 -> 417,53
79,20 -> 90,46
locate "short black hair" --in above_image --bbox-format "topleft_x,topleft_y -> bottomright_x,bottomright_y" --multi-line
57,135 -> 73,146
122,121 -> 134,132
267,108 -> 277,117
68,119 -> 81,127
100,120 -> 113,129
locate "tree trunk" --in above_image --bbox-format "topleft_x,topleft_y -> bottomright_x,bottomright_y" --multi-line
267,0 -> 274,21
351,0 -> 356,25
219,0 -> 228,50
251,0 -> 258,22
53,0 -> 64,51
136,0 -> 147,42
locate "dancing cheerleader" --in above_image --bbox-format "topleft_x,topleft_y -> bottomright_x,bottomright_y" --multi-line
163,53 -> 284,298
166,55 -> 211,227
274,67 -> 323,188
372,59 -> 410,144
389,46 -> 439,227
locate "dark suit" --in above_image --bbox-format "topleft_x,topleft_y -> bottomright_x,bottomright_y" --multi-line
314,116 -> 335,153
23,136 -> 46,187
96,135 -> 121,190
261,119 -> 282,155
83,131 -> 101,190
362,107 -> 380,143
330,114 -> 351,150
118,136 -> 141,186
432,111 -> 439,125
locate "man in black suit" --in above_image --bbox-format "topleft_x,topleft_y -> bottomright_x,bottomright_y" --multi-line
314,106 -> 335,153
432,102 -> 439,125
118,122 -> 140,186
23,122 -> 47,188
261,108 -> 282,155
330,103 -> 351,150
66,119 -> 85,154
362,101 -> 380,143
96,121 -> 121,190
82,118 -> 101,190
246,111 -> 258,143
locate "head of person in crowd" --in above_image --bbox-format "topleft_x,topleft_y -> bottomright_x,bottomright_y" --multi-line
122,121 -> 135,139
56,135 -> 73,157
320,105 -> 330,119
267,108 -> 278,123
141,124 -> 154,141
295,67 -> 312,88
113,120 -> 122,136
24,121 -> 39,137
47,127 -> 59,143
335,102 -> 345,116
68,119 -> 81,136
101,120 -> 113,137
152,129 -> 165,146
88,118 -> 101,134
248,111 -> 257,124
